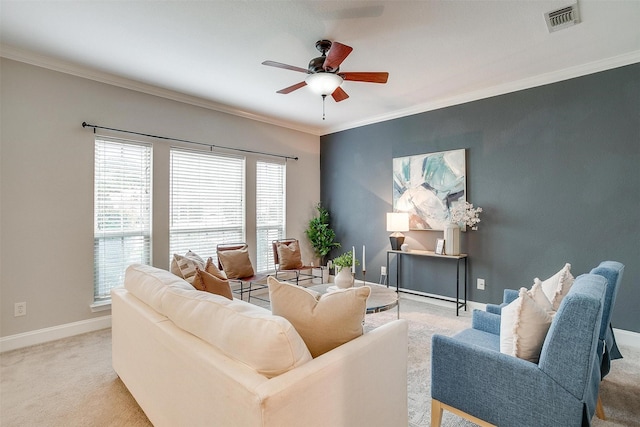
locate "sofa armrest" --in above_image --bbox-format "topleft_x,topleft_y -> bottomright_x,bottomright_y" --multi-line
431,333 -> 585,426
256,319 -> 409,427
471,309 -> 500,335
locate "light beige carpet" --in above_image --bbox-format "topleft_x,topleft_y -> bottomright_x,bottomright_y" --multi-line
1,296 -> 638,426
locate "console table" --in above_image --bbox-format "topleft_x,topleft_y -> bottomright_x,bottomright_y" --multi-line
386,250 -> 468,316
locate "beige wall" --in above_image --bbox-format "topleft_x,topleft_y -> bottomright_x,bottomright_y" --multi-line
0,58 -> 320,338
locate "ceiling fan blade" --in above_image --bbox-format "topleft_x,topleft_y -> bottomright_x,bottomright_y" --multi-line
262,60 -> 310,74
323,41 -> 353,72
331,86 -> 349,102
276,81 -> 307,94
340,72 -> 389,84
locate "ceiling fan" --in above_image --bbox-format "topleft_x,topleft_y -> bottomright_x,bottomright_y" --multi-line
262,40 -> 389,119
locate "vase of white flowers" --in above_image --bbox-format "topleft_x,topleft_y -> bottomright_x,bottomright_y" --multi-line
445,202 -> 483,255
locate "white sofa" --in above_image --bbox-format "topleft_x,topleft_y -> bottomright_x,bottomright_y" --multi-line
112,264 -> 409,427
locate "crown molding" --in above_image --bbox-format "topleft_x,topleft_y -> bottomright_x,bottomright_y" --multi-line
0,44 -> 324,136
3,44 -> 638,137
324,50 -> 640,135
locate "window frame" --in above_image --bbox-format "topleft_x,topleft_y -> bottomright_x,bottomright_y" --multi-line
169,147 -> 246,263
255,159 -> 286,272
93,136 -> 152,306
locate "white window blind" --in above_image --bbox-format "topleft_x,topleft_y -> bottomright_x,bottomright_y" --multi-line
256,160 -> 285,272
94,137 -> 152,302
170,149 -> 245,261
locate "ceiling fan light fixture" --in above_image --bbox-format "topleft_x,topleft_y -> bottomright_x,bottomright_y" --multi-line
305,72 -> 343,95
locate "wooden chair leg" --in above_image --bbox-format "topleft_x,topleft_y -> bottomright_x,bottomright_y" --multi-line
431,399 -> 443,427
433,400 -> 497,427
596,394 -> 606,420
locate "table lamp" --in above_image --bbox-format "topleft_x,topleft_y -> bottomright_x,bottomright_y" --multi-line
386,212 -> 409,250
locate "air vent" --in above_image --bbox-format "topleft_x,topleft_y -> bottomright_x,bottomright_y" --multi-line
545,3 -> 580,33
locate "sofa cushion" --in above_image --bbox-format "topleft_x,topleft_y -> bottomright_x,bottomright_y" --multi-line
205,257 -> 227,280
162,286 -> 312,378
171,251 -> 206,284
268,277 -> 370,358
500,287 -> 553,363
124,264 -> 195,314
276,241 -> 303,270
218,247 -> 255,279
193,267 -> 233,300
538,263 -> 574,311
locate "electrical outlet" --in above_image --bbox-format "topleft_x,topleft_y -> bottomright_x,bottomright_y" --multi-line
477,278 -> 485,290
14,302 -> 27,317
381,266 -> 387,275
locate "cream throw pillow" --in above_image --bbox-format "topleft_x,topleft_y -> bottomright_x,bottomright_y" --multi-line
217,247 -> 255,279
193,267 -> 233,300
171,251 -> 205,284
528,280 -> 555,315
538,263 -> 574,311
276,241 -> 303,270
205,257 -> 227,280
268,276 -> 370,358
500,287 -> 553,363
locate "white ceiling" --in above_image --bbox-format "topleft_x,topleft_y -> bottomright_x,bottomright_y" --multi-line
1,1 -> 639,136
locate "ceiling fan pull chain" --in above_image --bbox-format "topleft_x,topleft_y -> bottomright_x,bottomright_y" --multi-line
322,94 -> 326,120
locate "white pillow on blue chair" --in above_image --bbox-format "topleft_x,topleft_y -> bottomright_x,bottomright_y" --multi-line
538,263 -> 574,310
500,287 -> 553,363
529,280 -> 555,315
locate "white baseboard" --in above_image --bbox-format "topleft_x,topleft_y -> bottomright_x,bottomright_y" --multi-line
0,316 -> 112,353
398,288 -> 486,312
613,328 -> 640,350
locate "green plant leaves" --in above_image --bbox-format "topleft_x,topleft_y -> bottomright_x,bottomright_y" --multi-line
305,203 -> 341,264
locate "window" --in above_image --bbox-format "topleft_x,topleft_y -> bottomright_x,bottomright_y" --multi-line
170,149 -> 245,260
256,160 -> 285,272
94,137 -> 152,303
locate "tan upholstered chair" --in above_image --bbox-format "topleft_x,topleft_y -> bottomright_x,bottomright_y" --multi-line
217,243 -> 268,302
272,239 -> 314,286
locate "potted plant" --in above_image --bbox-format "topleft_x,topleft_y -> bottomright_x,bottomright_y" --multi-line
305,202 -> 341,266
332,251 -> 360,289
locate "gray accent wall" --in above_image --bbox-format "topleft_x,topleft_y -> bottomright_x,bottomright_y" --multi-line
321,63 -> 640,333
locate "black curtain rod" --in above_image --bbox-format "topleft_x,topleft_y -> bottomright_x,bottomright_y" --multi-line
82,122 -> 299,161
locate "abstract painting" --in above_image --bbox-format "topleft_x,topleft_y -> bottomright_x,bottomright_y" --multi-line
392,149 -> 466,230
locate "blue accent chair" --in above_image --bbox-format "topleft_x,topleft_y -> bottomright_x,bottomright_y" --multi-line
431,273 -> 607,427
482,261 -> 624,419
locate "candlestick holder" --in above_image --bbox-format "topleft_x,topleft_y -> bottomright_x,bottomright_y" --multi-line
362,269 -> 366,287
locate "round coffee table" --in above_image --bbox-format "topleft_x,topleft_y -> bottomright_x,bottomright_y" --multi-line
307,283 -> 399,317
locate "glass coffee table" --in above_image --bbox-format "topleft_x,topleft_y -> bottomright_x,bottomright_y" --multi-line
307,283 -> 399,318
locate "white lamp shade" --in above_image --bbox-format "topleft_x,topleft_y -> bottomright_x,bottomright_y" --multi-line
386,212 -> 410,232
305,73 -> 343,95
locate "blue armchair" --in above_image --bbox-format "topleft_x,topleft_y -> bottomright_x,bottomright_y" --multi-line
483,261 -> 624,419
431,273 -> 607,427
